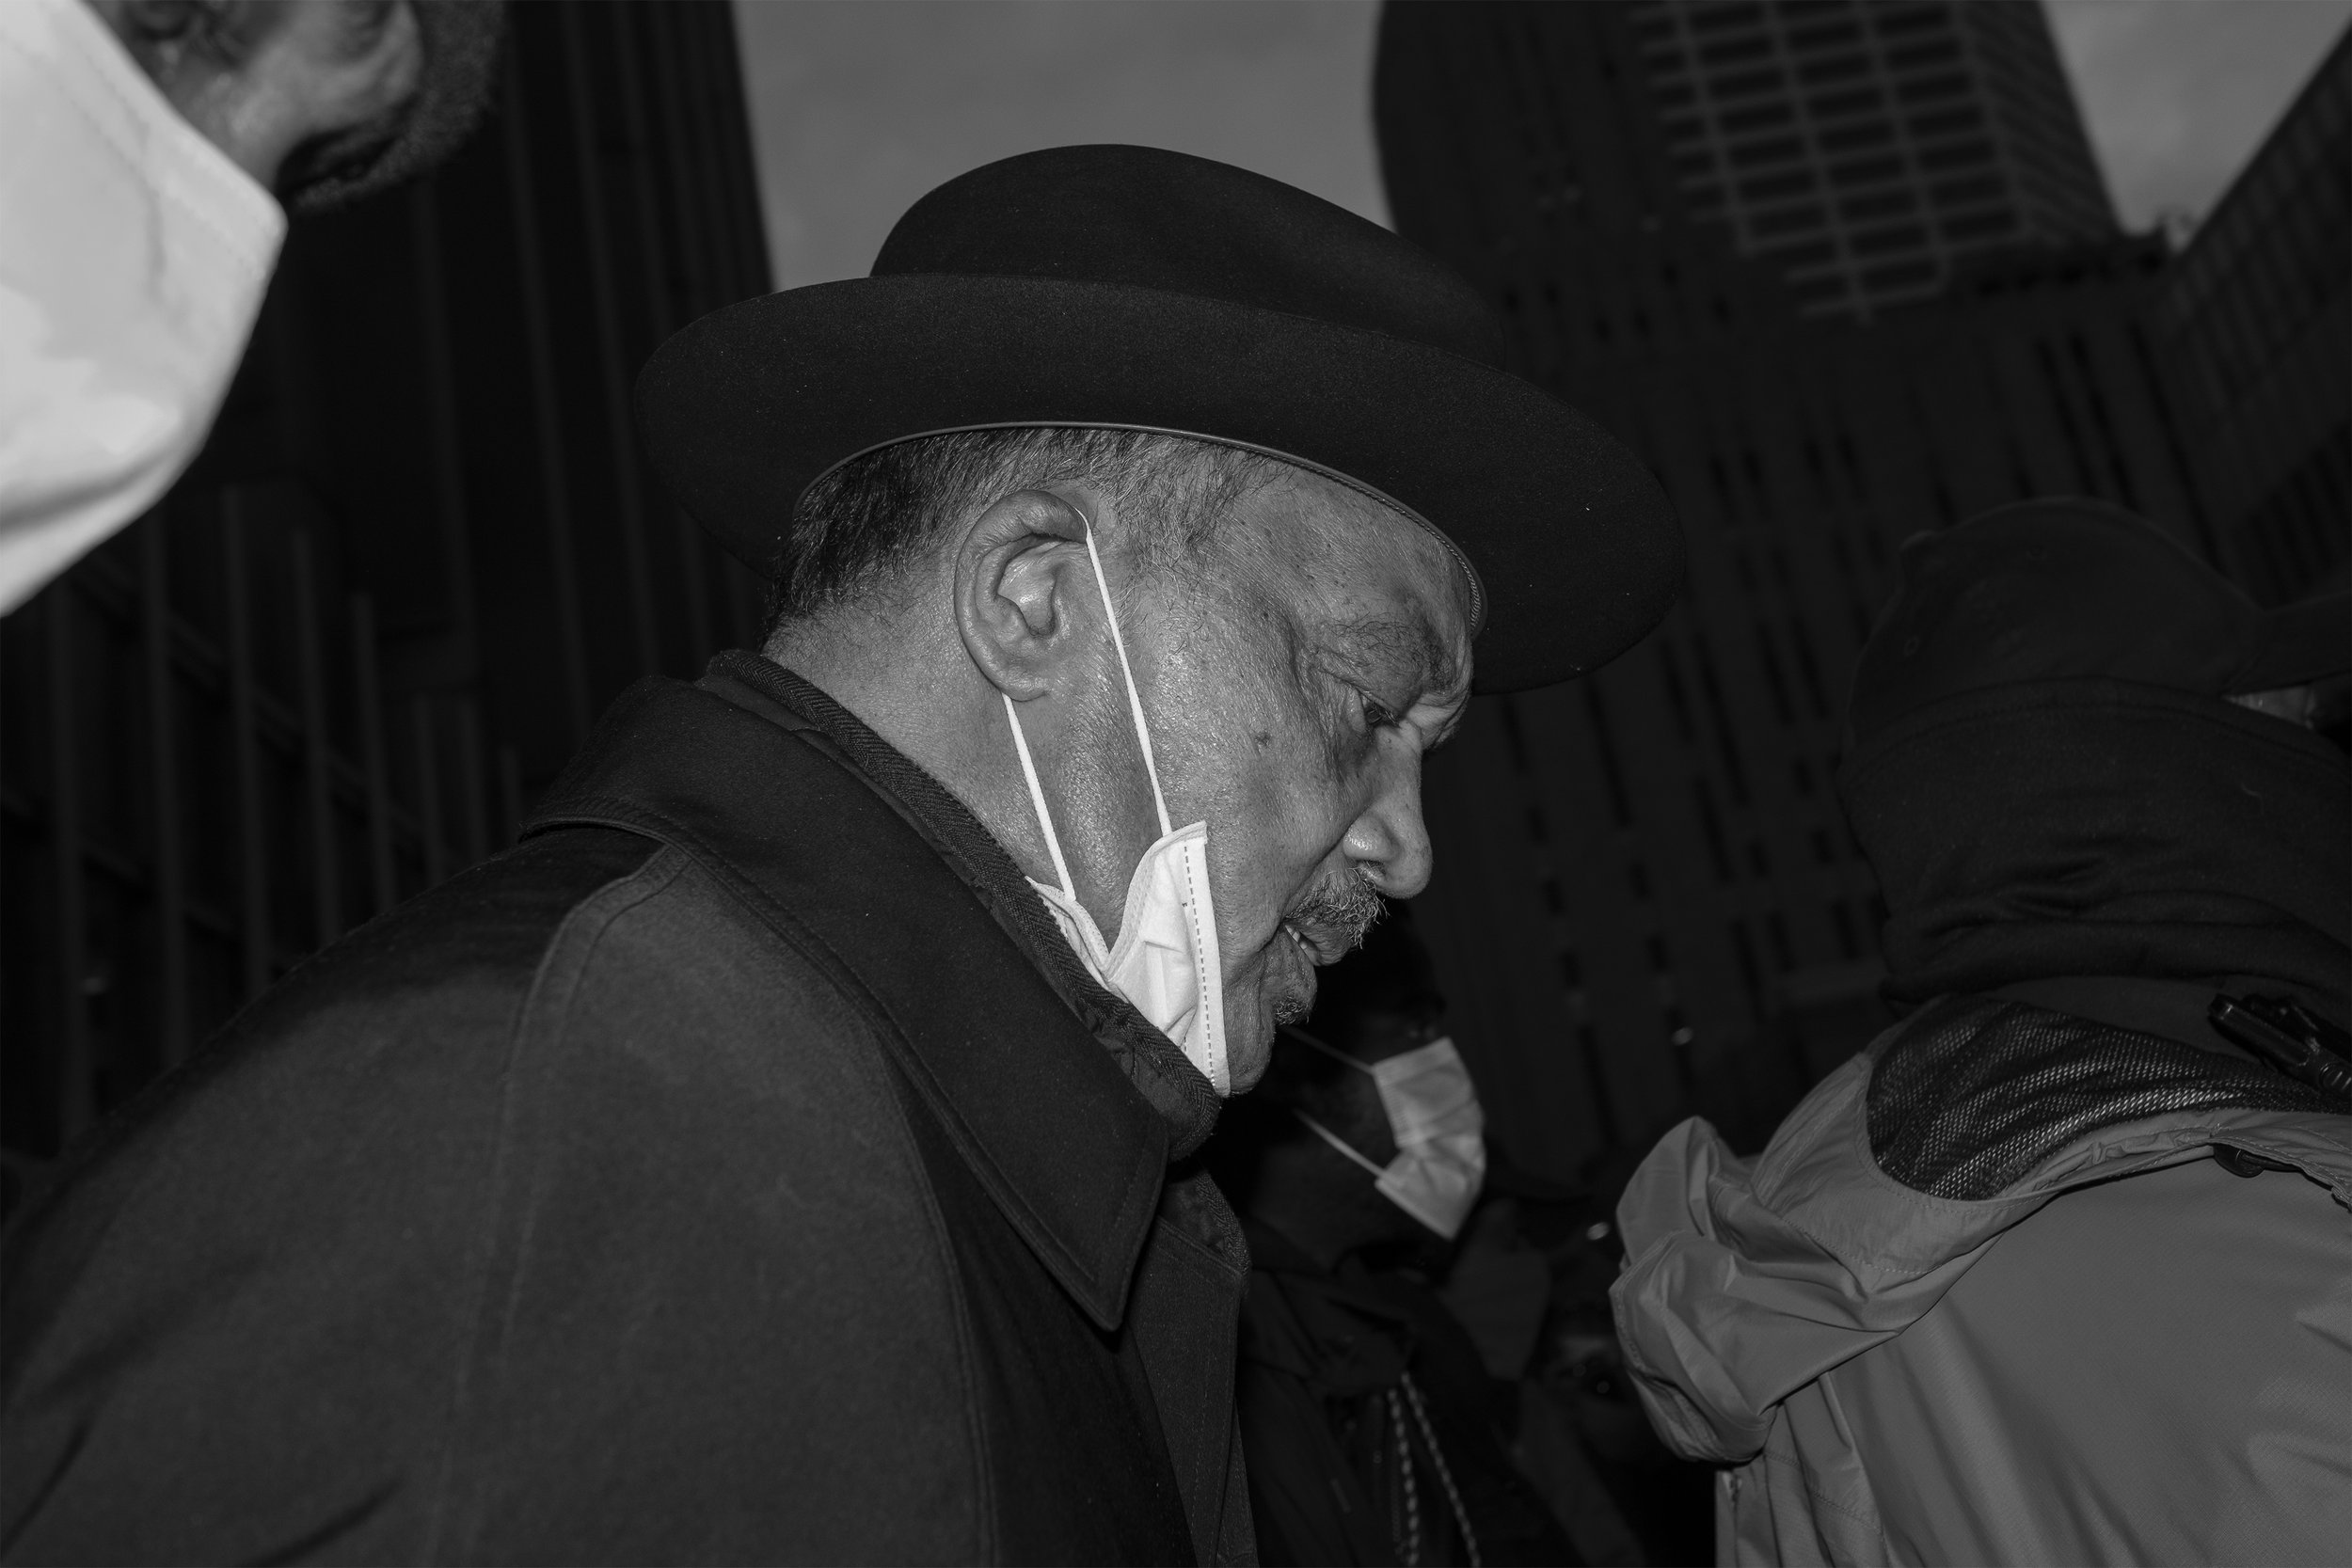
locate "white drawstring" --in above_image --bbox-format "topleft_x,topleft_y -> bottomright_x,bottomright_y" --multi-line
1077,516 -> 1173,838
1000,508 -> 1170,896
1295,1110 -> 1389,1180
1003,694 -> 1076,900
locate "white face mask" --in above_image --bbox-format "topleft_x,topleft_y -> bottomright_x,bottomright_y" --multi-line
0,0 -> 287,615
1295,1032 -> 1487,1240
1003,519 -> 1232,1095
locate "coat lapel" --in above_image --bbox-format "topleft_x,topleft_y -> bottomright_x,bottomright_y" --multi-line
524,661 -> 1175,1330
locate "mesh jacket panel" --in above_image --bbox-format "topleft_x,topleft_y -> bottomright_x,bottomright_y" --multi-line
1866,995 -> 2337,1200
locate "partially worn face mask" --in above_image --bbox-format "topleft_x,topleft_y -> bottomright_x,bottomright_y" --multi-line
1294,1030 -> 1487,1240
1003,519 -> 1231,1095
0,0 -> 287,615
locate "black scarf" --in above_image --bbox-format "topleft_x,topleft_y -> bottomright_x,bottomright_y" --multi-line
1837,678 -> 2351,1010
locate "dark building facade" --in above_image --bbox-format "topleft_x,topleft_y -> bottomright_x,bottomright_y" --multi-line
1,2 -> 771,1184
1376,0 -> 2237,1182
1633,0 -> 2113,317
2152,26 -> 2350,607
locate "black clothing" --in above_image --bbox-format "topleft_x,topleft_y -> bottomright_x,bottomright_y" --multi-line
1839,679 -> 2351,1007
1236,1223 -> 1576,1567
1844,497 -> 2346,742
2,653 -> 1251,1564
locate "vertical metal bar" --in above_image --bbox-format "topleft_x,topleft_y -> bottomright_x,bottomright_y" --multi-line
640,7 -> 738,654
706,4 -> 774,288
411,694 -> 448,888
407,184 -> 483,670
222,493 -> 274,1001
352,594 -> 397,914
557,4 -> 661,679
291,530 -> 342,950
680,8 -> 755,293
46,584 -> 94,1142
610,1 -> 716,664
655,10 -> 719,292
501,40 -> 596,745
455,694 -> 489,864
140,517 -> 191,1069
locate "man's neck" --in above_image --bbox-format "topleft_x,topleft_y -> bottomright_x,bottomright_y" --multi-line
763,617 -> 1048,887
764,616 -> 1165,942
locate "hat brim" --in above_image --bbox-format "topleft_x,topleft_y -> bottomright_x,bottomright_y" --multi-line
635,275 -> 1683,691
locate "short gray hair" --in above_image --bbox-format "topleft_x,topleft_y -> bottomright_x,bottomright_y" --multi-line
763,427 -> 1282,632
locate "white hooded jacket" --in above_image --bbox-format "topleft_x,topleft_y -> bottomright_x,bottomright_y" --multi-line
1612,980 -> 2352,1567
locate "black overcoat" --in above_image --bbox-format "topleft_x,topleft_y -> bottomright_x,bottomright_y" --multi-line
1,654 -> 1255,1564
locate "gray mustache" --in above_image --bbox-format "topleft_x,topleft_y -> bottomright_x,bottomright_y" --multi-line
1289,873 -> 1384,957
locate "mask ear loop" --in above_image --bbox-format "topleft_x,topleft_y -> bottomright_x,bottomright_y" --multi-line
1282,1023 -> 1376,1076
1076,513 -> 1175,840
1295,1110 -> 1391,1179
1003,695 -> 1077,901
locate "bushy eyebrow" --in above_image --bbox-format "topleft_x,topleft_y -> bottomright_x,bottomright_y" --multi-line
1325,609 -> 1470,710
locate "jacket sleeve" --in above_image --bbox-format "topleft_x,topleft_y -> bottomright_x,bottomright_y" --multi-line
1609,1058 -> 1947,1465
1609,1053 -> 2042,1466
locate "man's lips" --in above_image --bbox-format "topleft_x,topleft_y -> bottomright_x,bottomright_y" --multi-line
1279,919 -> 1351,966
1283,869 -> 1385,963
1261,875 -> 1382,1022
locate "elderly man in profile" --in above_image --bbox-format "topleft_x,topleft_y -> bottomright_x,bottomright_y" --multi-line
0,146 -> 1679,1563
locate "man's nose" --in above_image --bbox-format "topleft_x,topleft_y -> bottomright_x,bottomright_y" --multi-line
1342,751 -> 1434,898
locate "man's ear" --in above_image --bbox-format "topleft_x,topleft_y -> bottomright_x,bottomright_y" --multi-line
954,489 -> 1097,700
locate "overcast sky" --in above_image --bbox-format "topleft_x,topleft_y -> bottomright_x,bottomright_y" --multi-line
733,0 -> 2350,291
2047,0 -> 2350,226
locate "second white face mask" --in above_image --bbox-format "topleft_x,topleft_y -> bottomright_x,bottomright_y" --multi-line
1004,518 -> 1232,1095
1295,1032 -> 1487,1239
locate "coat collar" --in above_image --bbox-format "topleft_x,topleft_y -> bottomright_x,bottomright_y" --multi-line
523,651 -> 1221,1330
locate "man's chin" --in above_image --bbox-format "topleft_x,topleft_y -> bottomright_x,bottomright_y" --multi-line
1220,947 -> 1315,1095
1225,1030 -> 1274,1095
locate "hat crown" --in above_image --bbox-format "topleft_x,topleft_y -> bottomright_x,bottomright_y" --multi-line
873,144 -> 1505,370
635,145 -> 1684,689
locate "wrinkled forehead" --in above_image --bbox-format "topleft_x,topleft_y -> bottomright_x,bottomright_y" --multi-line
1258,470 -> 1477,692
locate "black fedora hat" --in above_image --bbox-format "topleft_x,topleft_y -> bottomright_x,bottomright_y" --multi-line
634,145 -> 1682,691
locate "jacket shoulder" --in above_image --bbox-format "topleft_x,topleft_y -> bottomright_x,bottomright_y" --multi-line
1826,1147 -> 2352,1565
2,817 -> 1009,1565
0,828 -> 685,1562
7,826 -> 669,1260
235,825 -> 671,1051
1866,993 -> 2344,1201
